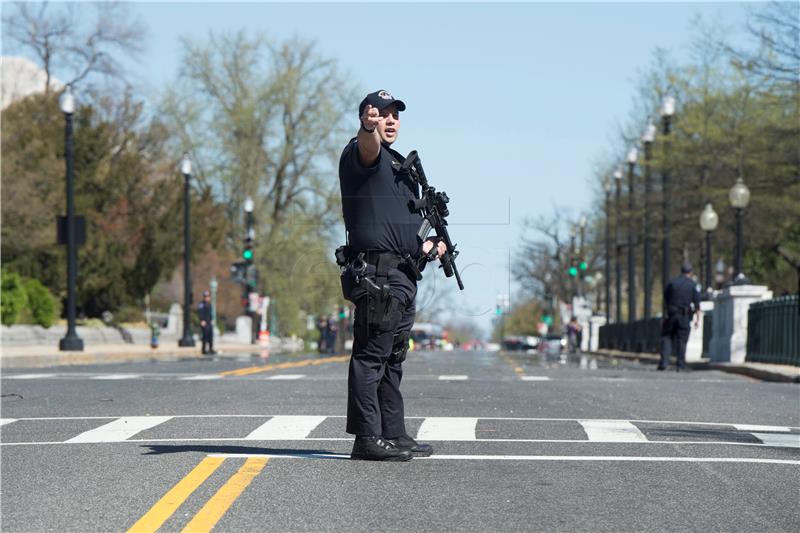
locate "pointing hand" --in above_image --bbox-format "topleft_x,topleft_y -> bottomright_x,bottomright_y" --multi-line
361,105 -> 381,132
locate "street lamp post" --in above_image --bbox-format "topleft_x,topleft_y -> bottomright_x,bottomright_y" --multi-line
603,176 -> 612,323
614,167 -> 623,323
660,95 -> 676,295
59,85 -> 83,351
626,147 -> 638,323
642,121 -> 656,319
578,216 -> 587,298
570,225 -> 577,299
729,177 -> 751,284
699,202 -> 719,297
178,154 -> 196,347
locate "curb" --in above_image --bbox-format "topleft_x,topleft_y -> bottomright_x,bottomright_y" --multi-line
590,349 -> 799,383
0,344 -> 294,370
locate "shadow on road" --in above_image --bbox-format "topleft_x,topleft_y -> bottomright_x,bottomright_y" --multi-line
139,444 -> 347,459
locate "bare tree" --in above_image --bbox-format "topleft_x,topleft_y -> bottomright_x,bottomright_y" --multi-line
2,2 -> 145,93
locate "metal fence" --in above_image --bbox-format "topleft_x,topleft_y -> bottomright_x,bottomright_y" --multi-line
599,318 -> 661,353
746,295 -> 800,366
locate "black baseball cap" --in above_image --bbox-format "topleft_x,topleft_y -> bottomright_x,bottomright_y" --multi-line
358,89 -> 406,116
681,261 -> 693,274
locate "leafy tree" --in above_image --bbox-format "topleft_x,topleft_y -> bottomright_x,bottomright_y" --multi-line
160,31 -> 360,333
1,92 -> 226,317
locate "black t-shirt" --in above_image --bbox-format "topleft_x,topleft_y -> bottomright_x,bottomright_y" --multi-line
338,138 -> 421,256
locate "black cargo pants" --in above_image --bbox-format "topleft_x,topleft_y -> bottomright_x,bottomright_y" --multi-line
660,312 -> 691,368
341,257 -> 417,438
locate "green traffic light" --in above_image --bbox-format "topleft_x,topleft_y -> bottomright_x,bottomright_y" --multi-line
243,249 -> 253,260
579,261 -> 588,271
568,266 -> 578,277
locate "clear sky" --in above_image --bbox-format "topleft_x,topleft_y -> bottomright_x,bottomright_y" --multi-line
120,1 -> 754,335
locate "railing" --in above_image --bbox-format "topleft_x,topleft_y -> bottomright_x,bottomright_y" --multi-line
599,318 -> 661,353
746,295 -> 799,366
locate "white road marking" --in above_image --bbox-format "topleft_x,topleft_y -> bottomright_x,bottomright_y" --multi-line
65,416 -> 172,443
438,375 -> 468,380
417,417 -> 478,441
4,374 -> 55,379
245,416 -> 326,440
180,375 -> 223,380
4,438 -> 800,450
89,374 -> 142,380
520,376 -> 551,381
209,452 -> 800,465
579,420 -> 648,442
733,424 -> 791,432
267,374 -> 306,380
0,419 -> 17,426
752,432 -> 800,448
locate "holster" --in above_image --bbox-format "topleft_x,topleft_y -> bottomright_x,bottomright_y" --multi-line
336,246 -> 401,332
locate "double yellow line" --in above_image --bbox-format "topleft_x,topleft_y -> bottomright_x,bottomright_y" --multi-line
127,456 -> 267,533
219,354 -> 349,377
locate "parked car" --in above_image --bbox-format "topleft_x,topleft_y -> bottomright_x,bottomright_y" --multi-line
538,334 -> 566,358
501,336 -> 538,352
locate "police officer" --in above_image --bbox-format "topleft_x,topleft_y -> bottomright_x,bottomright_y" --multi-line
338,90 -> 446,461
660,262 -> 701,371
198,290 -> 215,355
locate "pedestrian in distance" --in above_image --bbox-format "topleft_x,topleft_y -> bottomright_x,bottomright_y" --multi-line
198,290 -> 216,355
566,316 -> 582,354
659,261 -> 701,371
325,316 -> 338,355
317,316 -> 328,354
337,89 -> 447,461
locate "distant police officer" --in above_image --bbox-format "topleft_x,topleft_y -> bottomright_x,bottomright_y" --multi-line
338,90 -> 446,461
198,291 -> 215,355
660,262 -> 701,371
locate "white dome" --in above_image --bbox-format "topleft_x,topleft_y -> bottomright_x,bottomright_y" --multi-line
1,56 -> 64,110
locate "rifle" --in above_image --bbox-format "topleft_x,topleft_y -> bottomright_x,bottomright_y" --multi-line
401,150 -> 465,290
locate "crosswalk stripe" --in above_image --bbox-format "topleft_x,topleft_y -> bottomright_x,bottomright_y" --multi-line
66,416 -> 173,443
245,416 -> 326,440
579,420 -> 648,442
438,375 -> 468,380
4,374 -> 54,379
266,374 -> 306,380
733,424 -> 790,432
0,419 -> 17,426
90,374 -> 142,380
180,375 -> 223,381
752,432 -> 800,448
520,376 -> 551,381
417,417 -> 478,441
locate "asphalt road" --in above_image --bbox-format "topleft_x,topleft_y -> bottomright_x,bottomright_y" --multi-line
2,349 -> 799,532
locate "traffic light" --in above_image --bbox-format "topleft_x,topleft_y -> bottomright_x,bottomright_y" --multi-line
568,266 -> 578,277
541,314 -> 553,326
243,238 -> 254,263
579,261 -> 588,272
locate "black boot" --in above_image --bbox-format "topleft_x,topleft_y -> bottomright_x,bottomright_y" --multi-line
350,435 -> 413,462
385,434 -> 433,457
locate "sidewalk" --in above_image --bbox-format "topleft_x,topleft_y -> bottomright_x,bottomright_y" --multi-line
0,341 -> 286,369
590,349 -> 800,383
